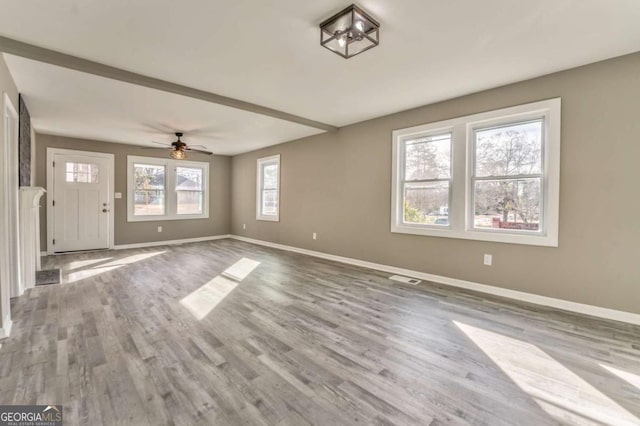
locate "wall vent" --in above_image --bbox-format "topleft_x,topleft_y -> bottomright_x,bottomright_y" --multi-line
389,275 -> 421,285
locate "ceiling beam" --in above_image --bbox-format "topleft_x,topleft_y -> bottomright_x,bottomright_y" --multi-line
0,36 -> 338,132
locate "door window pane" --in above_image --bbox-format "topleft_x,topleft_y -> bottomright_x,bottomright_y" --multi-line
475,120 -> 543,178
474,178 -> 541,231
403,181 -> 449,226
66,162 -> 99,183
134,163 -> 165,215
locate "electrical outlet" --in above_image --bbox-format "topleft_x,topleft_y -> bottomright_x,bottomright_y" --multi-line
312,232 -> 317,240
243,224 -> 246,230
483,254 -> 492,266
157,226 -> 163,233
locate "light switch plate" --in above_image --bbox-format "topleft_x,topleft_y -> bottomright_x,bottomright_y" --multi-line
114,192 -> 122,199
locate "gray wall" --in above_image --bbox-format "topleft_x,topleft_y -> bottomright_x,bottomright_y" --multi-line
35,134 -> 231,249
0,54 -> 19,330
231,52 -> 640,315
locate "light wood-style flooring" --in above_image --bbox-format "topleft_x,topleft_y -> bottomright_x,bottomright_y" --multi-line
1,239 -> 639,425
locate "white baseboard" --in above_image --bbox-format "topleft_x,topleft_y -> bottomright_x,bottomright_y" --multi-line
114,234 -> 231,250
41,235 -> 231,255
230,235 -> 640,326
0,315 -> 13,339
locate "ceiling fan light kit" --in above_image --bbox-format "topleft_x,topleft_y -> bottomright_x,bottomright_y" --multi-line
320,4 -> 380,59
171,149 -> 186,160
149,132 -> 213,159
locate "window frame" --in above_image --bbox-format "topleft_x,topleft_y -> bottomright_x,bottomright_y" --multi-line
391,98 -> 561,247
127,155 -> 210,222
469,117 -> 545,236
256,154 -> 281,222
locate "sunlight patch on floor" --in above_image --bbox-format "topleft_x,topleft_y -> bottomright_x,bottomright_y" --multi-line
601,364 -> 640,391
454,321 -> 640,426
65,251 -> 166,283
98,251 -> 166,268
66,257 -> 113,271
221,257 -> 261,281
66,264 -> 121,283
180,275 -> 238,320
180,257 -> 260,320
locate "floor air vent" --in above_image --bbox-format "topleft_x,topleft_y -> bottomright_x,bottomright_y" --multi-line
389,275 -> 421,285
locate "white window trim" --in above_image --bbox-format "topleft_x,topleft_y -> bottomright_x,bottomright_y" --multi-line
256,154 -> 280,222
127,155 -> 209,222
391,98 -> 561,247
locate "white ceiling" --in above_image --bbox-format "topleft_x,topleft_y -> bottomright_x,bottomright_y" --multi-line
3,55 -> 323,155
2,0 -> 640,154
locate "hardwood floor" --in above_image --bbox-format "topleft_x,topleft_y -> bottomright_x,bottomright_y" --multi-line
1,239 -> 639,425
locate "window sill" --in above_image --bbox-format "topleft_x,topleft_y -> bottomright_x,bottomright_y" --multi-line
391,224 -> 558,247
257,215 -> 279,222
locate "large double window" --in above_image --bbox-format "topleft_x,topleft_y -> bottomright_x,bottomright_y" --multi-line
127,156 -> 209,221
392,99 -> 560,246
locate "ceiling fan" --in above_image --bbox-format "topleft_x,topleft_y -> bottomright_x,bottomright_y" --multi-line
149,132 -> 213,159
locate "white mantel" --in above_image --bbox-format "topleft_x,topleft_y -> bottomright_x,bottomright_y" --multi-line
18,186 -> 45,296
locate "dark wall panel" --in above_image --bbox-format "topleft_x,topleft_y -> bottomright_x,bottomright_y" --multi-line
18,94 -> 31,187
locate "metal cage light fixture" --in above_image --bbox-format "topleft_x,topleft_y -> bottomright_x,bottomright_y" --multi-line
171,148 -> 186,160
319,4 -> 380,59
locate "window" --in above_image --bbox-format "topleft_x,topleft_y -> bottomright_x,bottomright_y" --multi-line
256,154 -> 280,221
65,162 -> 99,183
402,132 -> 451,227
127,156 -> 209,221
176,166 -> 204,215
133,163 -> 165,216
392,99 -> 560,246
472,120 -> 543,232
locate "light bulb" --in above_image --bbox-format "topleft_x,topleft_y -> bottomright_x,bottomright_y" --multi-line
338,37 -> 346,47
354,20 -> 364,31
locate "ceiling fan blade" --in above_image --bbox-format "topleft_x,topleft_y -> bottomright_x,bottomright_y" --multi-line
138,122 -> 179,134
185,148 -> 213,155
183,125 -> 222,136
188,144 -> 209,149
141,147 -> 172,150
151,141 -> 172,146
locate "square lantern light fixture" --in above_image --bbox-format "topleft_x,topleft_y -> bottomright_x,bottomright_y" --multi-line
320,4 -> 380,59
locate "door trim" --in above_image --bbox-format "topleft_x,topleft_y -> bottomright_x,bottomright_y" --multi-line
4,94 -> 20,299
1,92 -> 18,334
46,148 -> 115,254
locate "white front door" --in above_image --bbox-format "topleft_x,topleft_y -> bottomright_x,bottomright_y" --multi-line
50,150 -> 113,252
